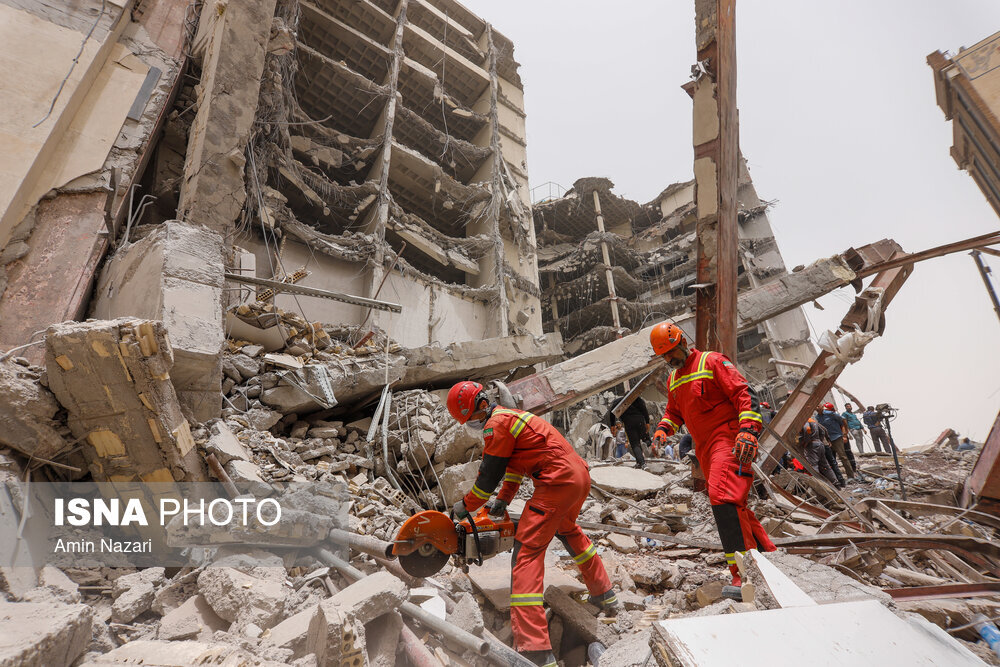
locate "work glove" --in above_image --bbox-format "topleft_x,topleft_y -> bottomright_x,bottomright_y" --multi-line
452,499 -> 470,520
652,428 -> 669,448
732,429 -> 759,465
486,499 -> 508,517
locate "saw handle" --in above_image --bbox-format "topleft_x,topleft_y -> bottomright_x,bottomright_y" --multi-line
466,512 -> 484,567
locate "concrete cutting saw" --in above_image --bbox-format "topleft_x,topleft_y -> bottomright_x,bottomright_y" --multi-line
391,506 -> 516,577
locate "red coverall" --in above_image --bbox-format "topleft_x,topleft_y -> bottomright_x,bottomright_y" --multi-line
463,406 -> 613,652
655,349 -> 776,573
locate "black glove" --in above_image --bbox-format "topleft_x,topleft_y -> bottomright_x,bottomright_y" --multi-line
486,499 -> 508,517
452,499 -> 470,520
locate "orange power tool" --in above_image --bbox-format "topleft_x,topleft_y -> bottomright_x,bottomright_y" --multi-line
391,506 -> 517,577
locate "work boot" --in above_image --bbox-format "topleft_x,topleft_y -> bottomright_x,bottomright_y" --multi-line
520,650 -> 557,667
588,589 -> 621,615
721,563 -> 744,600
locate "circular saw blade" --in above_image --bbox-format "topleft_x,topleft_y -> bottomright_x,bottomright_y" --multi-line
398,544 -> 450,577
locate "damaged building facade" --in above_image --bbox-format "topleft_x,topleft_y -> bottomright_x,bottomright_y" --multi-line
534,163 -> 818,402
2,1 -> 1000,666
0,0 -> 543,423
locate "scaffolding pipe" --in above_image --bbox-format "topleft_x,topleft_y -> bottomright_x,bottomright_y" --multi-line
316,548 -> 490,657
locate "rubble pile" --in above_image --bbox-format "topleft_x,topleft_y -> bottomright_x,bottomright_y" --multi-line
2,318 -> 1000,666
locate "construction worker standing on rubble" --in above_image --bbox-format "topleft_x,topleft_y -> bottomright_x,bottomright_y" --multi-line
446,381 -> 618,667
648,322 -> 776,596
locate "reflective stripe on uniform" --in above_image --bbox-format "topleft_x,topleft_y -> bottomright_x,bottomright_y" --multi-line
470,484 -> 491,500
669,351 -> 715,391
509,593 -> 544,606
725,551 -> 736,565
573,543 -> 598,565
504,472 -> 524,483
492,408 -> 536,437
660,418 -> 681,432
739,410 -> 762,424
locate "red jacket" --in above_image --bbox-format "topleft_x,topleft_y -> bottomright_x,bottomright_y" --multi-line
463,406 -> 584,511
656,349 -> 761,445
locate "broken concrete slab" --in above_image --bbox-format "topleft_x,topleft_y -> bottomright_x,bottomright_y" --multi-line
44,319 -> 208,482
467,551 -> 585,611
0,359 -> 70,461
589,466 -> 667,497
157,594 -> 230,641
76,639 -> 286,666
92,221 -> 225,423
752,550 -> 893,607
436,461 -> 479,505
543,584 -> 618,647
196,567 -> 290,629
606,532 -> 638,554
111,568 -> 164,623
433,423 -> 483,466
598,629 -> 651,667
321,570 -> 407,625
0,600 -> 93,667
447,591 -> 485,637
263,603 -> 327,663
398,332 -> 563,389
204,422 -> 252,465
652,599 -> 983,666
261,355 -> 406,414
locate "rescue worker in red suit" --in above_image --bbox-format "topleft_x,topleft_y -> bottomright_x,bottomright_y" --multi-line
648,323 -> 776,597
447,381 -> 617,667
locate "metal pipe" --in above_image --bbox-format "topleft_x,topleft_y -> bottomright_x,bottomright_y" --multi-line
205,453 -> 239,498
224,273 -> 402,313
316,548 -> 489,656
400,623 -> 440,667
328,528 -> 393,560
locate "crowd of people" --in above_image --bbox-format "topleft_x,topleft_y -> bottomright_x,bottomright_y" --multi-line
592,389 -> 903,490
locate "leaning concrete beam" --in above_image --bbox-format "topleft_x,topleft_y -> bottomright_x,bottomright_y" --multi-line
93,221 -> 224,423
44,318 -> 207,482
398,332 -> 563,390
178,0 -> 278,237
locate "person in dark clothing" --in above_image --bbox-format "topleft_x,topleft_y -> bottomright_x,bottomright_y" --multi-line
863,406 -> 894,453
608,397 -> 651,469
798,417 -> 840,486
816,403 -> 857,479
678,433 -> 694,460
620,397 -> 650,469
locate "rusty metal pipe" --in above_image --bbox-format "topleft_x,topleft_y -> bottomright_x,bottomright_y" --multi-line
400,623 -> 439,667
317,548 -> 489,656
205,453 -> 239,498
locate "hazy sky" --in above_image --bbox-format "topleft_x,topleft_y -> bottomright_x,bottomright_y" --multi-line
462,0 -> 1000,448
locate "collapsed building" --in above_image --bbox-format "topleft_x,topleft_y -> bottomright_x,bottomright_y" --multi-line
533,165 -> 817,404
1,1 -> 1000,666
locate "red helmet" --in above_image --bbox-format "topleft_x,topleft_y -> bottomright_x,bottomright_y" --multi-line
823,402 -> 835,411
447,381 -> 485,424
761,402 -> 771,409
650,322 -> 686,355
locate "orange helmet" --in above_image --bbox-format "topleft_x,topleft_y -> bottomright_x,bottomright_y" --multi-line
447,381 -> 485,423
650,322 -> 686,355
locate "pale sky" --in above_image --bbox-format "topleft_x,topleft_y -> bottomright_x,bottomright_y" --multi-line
462,0 -> 1000,448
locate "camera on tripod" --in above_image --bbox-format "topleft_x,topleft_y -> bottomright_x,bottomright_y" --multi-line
875,403 -> 897,420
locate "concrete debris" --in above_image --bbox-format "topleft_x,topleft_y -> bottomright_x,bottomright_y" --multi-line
44,319 -> 208,483
0,359 -> 71,460
0,600 -> 93,667
589,465 -> 668,497
2,2 -> 1000,666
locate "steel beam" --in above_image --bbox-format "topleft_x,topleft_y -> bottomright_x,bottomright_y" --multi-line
759,254 -> 913,471
692,0 -> 739,360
